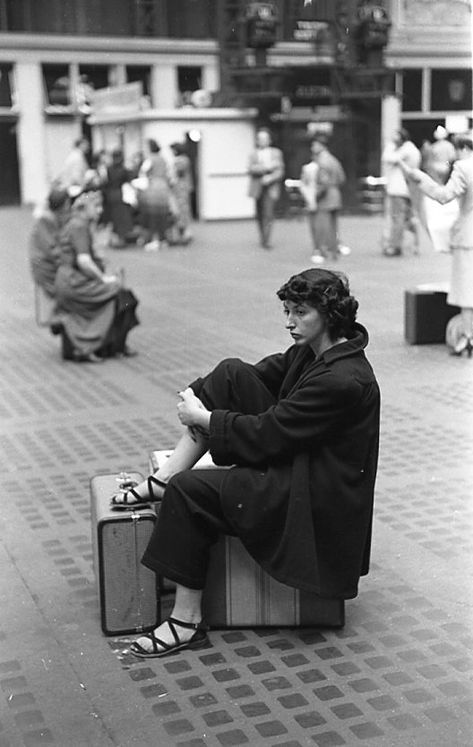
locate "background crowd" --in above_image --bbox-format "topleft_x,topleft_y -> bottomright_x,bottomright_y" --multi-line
29,123 -> 472,362
58,135 -> 194,252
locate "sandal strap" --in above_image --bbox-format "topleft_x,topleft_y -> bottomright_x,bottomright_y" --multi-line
134,629 -> 173,655
167,616 -> 208,633
148,474 -> 167,500
112,485 -> 143,506
136,618 -> 201,653
131,618 -> 209,657
126,486 -> 143,504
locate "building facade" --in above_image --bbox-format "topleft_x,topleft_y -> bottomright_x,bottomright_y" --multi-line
0,0 -> 471,216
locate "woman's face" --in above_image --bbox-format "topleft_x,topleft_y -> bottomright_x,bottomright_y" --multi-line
283,299 -> 327,350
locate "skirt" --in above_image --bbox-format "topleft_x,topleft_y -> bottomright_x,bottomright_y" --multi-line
449,246 -> 473,308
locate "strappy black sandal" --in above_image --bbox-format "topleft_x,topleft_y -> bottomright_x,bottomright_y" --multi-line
130,617 -> 210,659
110,475 -> 167,511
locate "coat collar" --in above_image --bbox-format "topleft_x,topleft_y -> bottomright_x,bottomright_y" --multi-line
319,323 -> 369,364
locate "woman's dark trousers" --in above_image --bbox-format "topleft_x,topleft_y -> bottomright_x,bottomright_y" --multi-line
141,359 -> 276,589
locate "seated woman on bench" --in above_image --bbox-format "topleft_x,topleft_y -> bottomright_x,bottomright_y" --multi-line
54,190 -> 139,362
29,186 -> 71,301
112,268 -> 381,658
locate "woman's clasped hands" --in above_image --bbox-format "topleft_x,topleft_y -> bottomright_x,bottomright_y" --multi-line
177,387 -> 211,438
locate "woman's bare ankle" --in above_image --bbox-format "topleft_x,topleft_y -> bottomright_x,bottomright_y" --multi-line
171,608 -> 202,625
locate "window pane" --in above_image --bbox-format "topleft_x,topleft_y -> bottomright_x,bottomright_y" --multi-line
177,66 -> 202,107
78,65 -> 110,91
431,68 -> 472,112
0,64 -> 13,107
126,66 -> 151,98
43,64 -> 71,106
402,69 -> 422,112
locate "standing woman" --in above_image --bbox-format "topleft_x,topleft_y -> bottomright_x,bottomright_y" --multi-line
138,139 -> 174,251
112,268 -> 380,658
101,149 -> 134,248
401,132 -> 473,355
169,142 -> 194,245
54,192 -> 139,362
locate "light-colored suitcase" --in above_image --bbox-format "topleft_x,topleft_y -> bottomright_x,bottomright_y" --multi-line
90,472 -> 160,636
150,451 -> 345,628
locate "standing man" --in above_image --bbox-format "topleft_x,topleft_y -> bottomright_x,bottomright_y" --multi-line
310,134 -> 348,263
60,137 -> 91,197
381,128 -> 421,256
248,127 -> 284,249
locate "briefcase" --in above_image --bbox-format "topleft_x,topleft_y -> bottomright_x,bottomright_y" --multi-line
404,285 -> 460,344
150,450 -> 344,628
90,472 -> 160,636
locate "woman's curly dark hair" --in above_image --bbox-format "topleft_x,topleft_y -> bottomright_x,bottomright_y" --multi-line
277,268 -> 359,339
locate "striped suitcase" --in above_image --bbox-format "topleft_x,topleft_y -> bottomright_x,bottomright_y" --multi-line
149,451 -> 345,628
90,472 -> 160,636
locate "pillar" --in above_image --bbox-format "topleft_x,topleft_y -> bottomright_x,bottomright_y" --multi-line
15,62 -> 48,204
150,64 -> 176,108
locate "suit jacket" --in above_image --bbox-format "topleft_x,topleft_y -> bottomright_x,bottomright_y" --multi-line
299,161 -> 319,212
248,146 -> 284,200
382,140 -> 421,198
316,150 -> 346,211
414,154 -> 473,250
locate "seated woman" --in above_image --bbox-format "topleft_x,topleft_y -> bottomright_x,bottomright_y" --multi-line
54,191 -> 139,362
29,187 -> 71,299
112,268 -> 380,657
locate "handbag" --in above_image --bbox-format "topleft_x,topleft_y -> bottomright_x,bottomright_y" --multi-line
130,176 -> 149,193
121,182 -> 137,207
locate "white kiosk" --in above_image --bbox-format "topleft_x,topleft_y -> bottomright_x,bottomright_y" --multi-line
89,85 -> 258,221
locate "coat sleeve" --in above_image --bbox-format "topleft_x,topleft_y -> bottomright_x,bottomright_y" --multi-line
248,152 -> 263,176
208,369 -> 362,466
299,164 -> 317,210
68,219 -> 91,257
413,162 -> 468,204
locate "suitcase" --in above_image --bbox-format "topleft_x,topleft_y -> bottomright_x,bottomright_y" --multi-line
90,472 -> 160,636
404,285 -> 461,344
150,450 -> 345,628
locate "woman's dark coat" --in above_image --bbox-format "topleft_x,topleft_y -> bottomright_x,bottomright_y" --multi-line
191,324 -> 380,600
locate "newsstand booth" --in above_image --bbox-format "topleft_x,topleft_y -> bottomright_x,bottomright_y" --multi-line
89,101 -> 258,221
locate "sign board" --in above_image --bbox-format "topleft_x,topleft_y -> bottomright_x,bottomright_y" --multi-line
89,82 -> 143,116
294,20 -> 328,42
293,19 -> 335,62
445,114 -> 469,134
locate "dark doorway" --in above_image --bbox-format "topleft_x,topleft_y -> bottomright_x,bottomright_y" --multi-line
0,119 -> 20,205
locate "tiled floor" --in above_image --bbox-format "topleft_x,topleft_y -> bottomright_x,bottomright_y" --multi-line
0,208 -> 472,747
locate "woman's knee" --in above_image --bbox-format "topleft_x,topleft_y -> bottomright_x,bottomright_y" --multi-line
213,357 -> 246,375
166,469 -> 195,496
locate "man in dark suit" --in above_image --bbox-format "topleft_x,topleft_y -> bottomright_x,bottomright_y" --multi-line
248,128 -> 284,249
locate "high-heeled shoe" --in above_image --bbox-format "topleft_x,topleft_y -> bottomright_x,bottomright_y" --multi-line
72,350 -> 104,363
451,336 -> 473,358
110,474 -> 167,510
